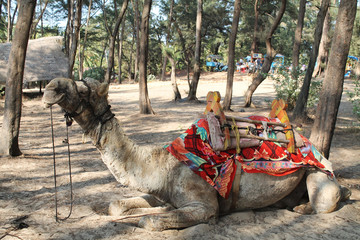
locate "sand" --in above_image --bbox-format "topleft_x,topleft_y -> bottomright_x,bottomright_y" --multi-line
0,72 -> 359,239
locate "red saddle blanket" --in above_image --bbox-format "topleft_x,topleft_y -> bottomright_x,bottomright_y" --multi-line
164,116 -> 332,198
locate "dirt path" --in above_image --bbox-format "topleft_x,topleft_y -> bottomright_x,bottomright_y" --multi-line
0,72 -> 359,239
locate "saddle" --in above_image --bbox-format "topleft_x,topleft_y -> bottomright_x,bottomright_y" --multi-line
204,92 -> 304,153
165,92 -> 332,199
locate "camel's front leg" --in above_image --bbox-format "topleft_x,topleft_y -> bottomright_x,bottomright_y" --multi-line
294,170 -> 342,214
306,170 -> 343,213
138,201 -> 217,231
109,194 -> 174,216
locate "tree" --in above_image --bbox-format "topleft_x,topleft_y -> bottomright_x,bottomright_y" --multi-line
117,10 -> 126,83
160,0 -> 174,82
309,0 -> 357,158
67,0 -> 83,79
138,0 -> 154,114
243,0 -> 286,107
250,0 -> 261,57
312,10 -> 331,78
79,0 -> 92,80
0,0 -> 3,22
130,0 -> 140,81
30,0 -> 49,38
291,0 -> 306,81
223,0 -> 241,111
187,0 -> 203,101
7,0 -> 11,42
7,0 -> 18,42
0,0 -> 36,156
163,45 -> 181,101
172,19 -> 193,84
293,0 -> 330,121
104,0 -> 129,83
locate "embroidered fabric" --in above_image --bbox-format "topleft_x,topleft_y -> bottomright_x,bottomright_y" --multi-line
164,117 -> 333,198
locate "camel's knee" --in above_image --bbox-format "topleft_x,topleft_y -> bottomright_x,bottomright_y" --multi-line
306,171 -> 341,213
109,199 -> 129,216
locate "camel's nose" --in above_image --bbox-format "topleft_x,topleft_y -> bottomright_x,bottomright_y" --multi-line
43,102 -> 52,108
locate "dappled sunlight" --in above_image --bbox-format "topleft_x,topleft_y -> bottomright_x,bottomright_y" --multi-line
0,77 -> 359,239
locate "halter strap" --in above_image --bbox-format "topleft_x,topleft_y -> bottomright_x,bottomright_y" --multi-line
64,79 -> 115,126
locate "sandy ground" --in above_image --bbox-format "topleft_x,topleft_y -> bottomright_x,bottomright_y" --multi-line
0,72 -> 359,240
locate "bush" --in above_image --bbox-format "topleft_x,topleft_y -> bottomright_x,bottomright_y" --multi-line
347,77 -> 360,120
74,67 -> 105,81
148,74 -> 156,82
272,68 -> 322,110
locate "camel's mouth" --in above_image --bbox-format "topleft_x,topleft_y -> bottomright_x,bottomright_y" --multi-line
42,90 -> 65,108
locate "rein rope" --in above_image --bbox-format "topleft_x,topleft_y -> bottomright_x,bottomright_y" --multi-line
50,106 -> 74,222
49,79 -> 115,222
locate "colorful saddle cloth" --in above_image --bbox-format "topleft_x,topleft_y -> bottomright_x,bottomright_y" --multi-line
164,116 -> 333,199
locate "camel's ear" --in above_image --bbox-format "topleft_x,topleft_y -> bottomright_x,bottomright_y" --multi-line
76,81 -> 89,96
97,82 -> 109,97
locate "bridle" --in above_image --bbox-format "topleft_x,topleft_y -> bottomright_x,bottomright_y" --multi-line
63,79 -> 115,133
49,79 -> 115,222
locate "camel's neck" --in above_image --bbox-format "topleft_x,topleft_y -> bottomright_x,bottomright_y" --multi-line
74,110 -> 169,194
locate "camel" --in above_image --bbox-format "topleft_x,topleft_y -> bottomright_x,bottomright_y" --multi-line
42,77 -> 349,231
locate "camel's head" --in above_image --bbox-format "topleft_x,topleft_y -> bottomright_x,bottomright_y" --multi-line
43,77 -> 109,118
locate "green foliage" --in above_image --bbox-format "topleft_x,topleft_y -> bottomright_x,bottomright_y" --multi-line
148,74 -> 156,82
349,12 -> 360,57
272,68 -> 322,110
347,77 -> 360,121
74,67 -> 105,81
1,0 -> 352,85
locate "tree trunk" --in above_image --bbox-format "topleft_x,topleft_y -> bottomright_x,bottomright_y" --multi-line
293,0 -> 330,121
7,1 -> 18,42
30,0 -> 49,38
99,40 -> 107,69
313,10 -> 331,78
291,0 -> 306,81
104,0 -> 128,84
173,20 -> 192,85
64,0 -> 71,57
160,0 -> 174,81
68,0 -> 83,79
0,0 -> 3,23
10,4 -> 18,39
130,0 -> 140,82
223,0 -> 241,111
128,34 -> 134,81
79,0 -> 92,80
250,0 -> 261,57
117,14 -> 126,84
187,0 -> 203,101
243,0 -> 286,107
0,0 -> 36,156
138,0 -> 154,114
40,0 -> 44,36
7,0 -> 11,42
165,53 -> 181,101
309,0 -> 357,159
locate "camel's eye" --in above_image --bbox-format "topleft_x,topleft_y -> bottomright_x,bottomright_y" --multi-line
55,87 -> 66,94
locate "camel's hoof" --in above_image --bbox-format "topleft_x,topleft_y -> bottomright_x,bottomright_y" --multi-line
108,200 -> 127,216
293,202 -> 313,215
340,186 -> 352,201
138,216 -> 165,231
